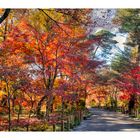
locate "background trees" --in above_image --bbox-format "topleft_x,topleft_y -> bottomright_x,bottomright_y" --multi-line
86,9 -> 140,118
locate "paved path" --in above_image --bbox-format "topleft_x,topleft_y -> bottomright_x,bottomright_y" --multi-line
73,108 -> 140,131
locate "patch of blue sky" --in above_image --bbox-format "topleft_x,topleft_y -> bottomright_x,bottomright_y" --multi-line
95,31 -> 128,64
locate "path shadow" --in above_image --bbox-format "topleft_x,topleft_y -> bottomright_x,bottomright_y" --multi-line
73,108 -> 140,131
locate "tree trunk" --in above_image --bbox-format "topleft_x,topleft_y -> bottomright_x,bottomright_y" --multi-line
61,97 -> 64,131
28,101 -> 34,119
6,81 -> 11,131
36,95 -> 47,118
128,94 -> 135,115
17,104 -> 22,122
45,98 -> 50,121
7,90 -> 11,131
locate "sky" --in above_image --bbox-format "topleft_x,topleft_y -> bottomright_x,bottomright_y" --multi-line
92,9 -> 128,64
95,32 -> 128,64
113,33 -> 128,51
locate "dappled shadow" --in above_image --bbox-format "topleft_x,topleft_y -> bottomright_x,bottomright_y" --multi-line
73,108 -> 140,131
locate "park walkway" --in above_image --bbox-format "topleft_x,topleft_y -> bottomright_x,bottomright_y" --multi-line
73,108 -> 140,131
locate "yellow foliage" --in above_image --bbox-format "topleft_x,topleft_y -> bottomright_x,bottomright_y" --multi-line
0,9 -> 4,14
0,90 -> 6,100
117,9 -> 133,17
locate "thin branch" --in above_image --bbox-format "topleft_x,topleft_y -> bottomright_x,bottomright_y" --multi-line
38,9 -> 70,36
0,9 -> 11,24
45,9 -> 91,27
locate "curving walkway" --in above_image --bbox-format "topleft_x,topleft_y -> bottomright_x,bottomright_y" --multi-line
73,108 -> 140,131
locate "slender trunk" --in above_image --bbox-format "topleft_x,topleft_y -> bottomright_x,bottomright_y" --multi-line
36,95 -> 46,117
46,98 -> 50,121
6,81 -> 11,131
28,102 -> 34,119
61,97 -> 64,131
128,94 -> 135,115
49,95 -> 55,113
3,16 -> 8,41
12,94 -> 16,113
7,91 -> 11,131
17,104 -> 22,122
12,98 -> 15,113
